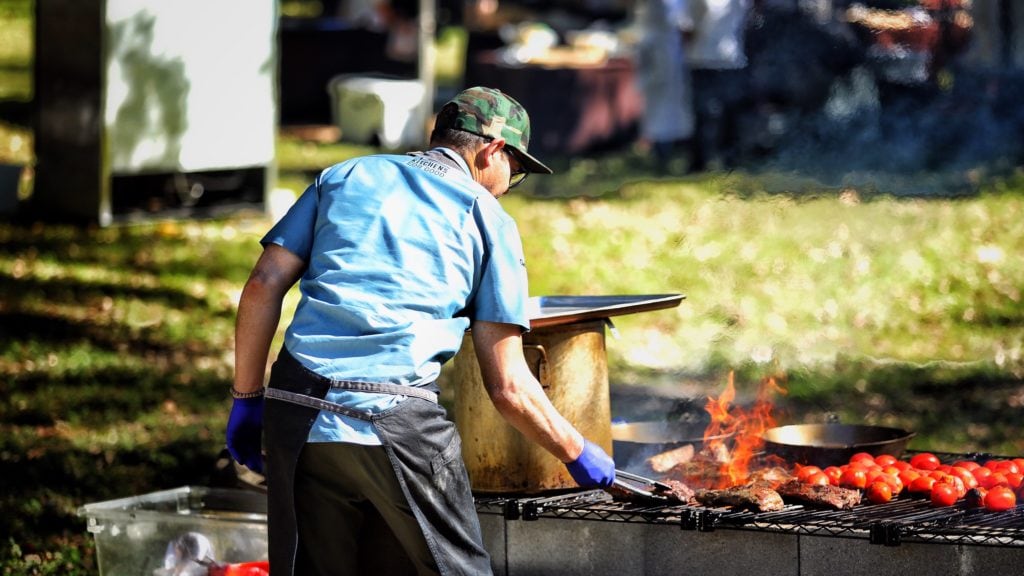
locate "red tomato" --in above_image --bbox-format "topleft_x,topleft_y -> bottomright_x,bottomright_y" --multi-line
909,475 -> 937,495
984,486 -> 1017,512
910,453 -> 941,471
796,465 -> 824,483
948,467 -> 979,491
840,467 -> 869,489
995,461 -> 1021,475
1013,458 -> 1024,472
866,481 -> 893,504
899,469 -> 922,488
823,466 -> 843,486
805,471 -> 831,486
877,473 -> 903,495
953,460 -> 980,472
982,472 -> 1009,490
983,459 -> 1020,474
849,452 -> 877,466
846,460 -> 879,472
983,459 -> 1005,471
892,460 -> 913,472
930,483 -> 958,507
972,466 -> 993,483
1005,473 -> 1024,490
874,454 -> 898,467
938,475 -> 967,499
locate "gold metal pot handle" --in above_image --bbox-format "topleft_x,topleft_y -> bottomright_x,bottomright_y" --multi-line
522,344 -> 549,389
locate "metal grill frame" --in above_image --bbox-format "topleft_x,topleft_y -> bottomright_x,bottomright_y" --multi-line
474,451 -> 1024,548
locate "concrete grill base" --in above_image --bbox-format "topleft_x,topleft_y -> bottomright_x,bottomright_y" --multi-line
477,514 -> 1024,576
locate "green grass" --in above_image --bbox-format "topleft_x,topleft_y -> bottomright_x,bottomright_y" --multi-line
0,0 -> 33,102
5,150 -> 1024,573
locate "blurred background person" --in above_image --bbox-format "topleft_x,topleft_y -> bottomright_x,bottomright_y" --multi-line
686,0 -> 752,171
634,0 -> 696,173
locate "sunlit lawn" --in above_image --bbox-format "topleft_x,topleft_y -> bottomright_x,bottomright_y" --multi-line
5,108 -> 1024,576
4,167 -> 1022,573
0,0 -> 31,104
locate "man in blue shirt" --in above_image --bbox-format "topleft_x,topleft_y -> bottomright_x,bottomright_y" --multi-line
226,87 -> 616,575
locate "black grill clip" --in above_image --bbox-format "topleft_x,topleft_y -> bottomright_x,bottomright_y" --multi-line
680,509 -> 719,532
521,501 -> 542,521
869,522 -> 902,546
680,509 -> 700,530
699,510 -> 720,532
504,500 -> 521,521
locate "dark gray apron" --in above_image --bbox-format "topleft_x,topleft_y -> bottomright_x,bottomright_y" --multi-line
263,348 -> 492,575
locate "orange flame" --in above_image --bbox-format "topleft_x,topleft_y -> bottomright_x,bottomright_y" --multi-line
702,372 -> 787,488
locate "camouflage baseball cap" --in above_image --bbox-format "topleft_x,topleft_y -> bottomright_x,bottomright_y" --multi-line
446,86 -> 553,175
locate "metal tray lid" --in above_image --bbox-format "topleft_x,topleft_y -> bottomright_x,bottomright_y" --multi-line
527,293 -> 685,329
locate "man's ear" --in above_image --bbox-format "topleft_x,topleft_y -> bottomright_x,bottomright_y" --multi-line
479,138 -> 506,168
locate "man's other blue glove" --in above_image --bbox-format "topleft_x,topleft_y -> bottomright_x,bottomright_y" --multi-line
226,396 -> 264,474
565,439 -> 616,488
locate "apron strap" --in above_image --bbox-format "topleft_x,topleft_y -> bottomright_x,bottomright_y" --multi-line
266,385 -> 438,422
327,380 -> 439,404
274,347 -> 439,404
266,388 -> 372,419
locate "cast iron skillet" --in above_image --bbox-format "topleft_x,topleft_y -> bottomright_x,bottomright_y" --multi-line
761,423 -> 916,467
612,420 -> 733,468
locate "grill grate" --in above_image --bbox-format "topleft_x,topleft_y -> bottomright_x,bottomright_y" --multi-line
476,491 -> 1024,547
474,451 -> 1024,547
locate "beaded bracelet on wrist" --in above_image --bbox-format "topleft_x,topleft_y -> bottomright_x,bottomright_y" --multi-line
231,386 -> 265,399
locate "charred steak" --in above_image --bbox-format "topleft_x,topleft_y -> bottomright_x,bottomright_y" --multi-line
775,480 -> 862,510
660,478 -> 696,503
694,482 -> 785,512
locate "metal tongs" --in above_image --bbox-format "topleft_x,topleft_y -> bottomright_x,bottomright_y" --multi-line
611,469 -> 677,501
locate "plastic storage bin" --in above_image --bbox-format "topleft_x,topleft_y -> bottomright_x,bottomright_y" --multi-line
328,75 -> 427,149
78,486 -> 268,575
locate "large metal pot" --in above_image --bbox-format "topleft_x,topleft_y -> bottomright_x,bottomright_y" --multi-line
761,423 -> 916,467
451,319 -> 613,493
448,294 -> 684,493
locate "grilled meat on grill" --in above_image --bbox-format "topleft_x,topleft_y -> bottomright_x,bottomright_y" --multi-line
647,444 -> 695,474
660,478 -> 696,503
694,482 -> 785,512
607,482 -> 655,503
775,480 -> 862,510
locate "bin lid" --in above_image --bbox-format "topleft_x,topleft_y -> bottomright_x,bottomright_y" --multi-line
527,293 -> 684,329
77,485 -> 267,522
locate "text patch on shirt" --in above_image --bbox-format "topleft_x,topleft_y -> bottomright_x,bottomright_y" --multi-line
406,156 -> 450,178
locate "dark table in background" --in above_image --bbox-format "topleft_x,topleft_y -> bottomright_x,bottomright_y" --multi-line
278,18 -> 416,126
465,50 -> 643,157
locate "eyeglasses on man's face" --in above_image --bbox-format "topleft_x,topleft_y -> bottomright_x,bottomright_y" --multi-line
504,149 -> 529,189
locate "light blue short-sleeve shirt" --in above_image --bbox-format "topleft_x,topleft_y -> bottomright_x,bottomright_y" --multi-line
261,148 -> 530,444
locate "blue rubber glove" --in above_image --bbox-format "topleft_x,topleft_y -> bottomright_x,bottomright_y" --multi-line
565,439 -> 616,488
226,396 -> 264,474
